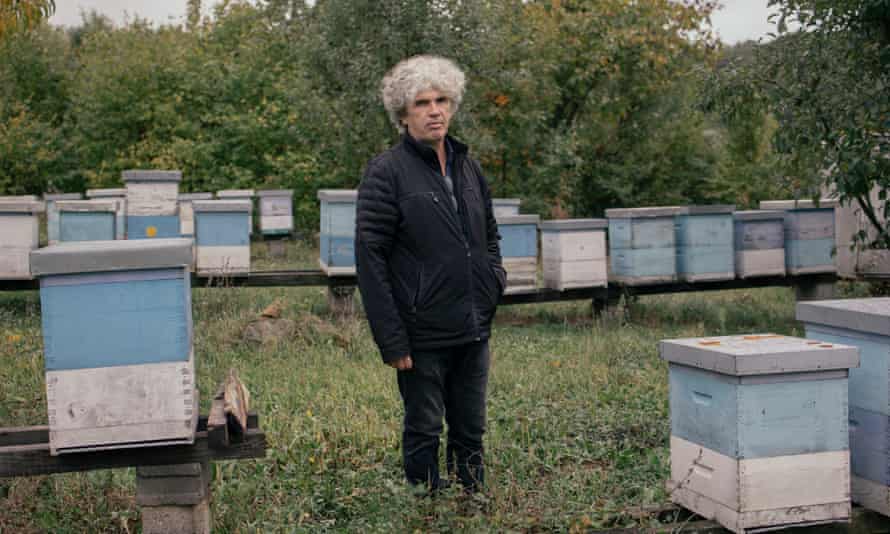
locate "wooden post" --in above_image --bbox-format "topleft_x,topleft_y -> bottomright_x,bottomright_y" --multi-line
136,462 -> 211,534
328,285 -> 356,316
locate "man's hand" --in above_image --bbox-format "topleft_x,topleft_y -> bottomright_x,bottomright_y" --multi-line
387,354 -> 413,370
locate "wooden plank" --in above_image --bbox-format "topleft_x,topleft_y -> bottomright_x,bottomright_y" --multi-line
740,450 -> 850,511
207,398 -> 228,450
670,435 -> 740,511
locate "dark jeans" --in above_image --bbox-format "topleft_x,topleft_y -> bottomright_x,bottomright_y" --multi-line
397,340 -> 490,492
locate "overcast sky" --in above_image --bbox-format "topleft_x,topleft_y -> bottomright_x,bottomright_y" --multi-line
50,0 -> 780,45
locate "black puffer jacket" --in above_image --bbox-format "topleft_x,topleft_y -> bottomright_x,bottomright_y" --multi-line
356,134 -> 506,362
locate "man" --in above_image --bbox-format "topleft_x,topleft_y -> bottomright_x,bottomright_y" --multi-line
355,55 -> 506,493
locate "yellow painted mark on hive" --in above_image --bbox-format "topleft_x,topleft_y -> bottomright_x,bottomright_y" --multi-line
146,226 -> 158,238
698,340 -> 721,346
743,335 -> 782,341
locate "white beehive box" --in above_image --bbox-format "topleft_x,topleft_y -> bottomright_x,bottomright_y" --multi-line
733,210 -> 786,278
57,200 -> 119,243
30,238 -> 197,455
192,200 -> 251,275
0,198 -> 44,279
539,219 -> 607,290
496,214 -> 539,293
178,192 -> 214,237
86,188 -> 127,240
492,198 -> 521,217
217,189 -> 255,235
123,170 -> 182,239
44,193 -> 83,245
257,189 -> 294,237
662,334 -> 859,533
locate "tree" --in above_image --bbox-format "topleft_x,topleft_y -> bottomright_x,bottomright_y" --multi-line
0,0 -> 54,39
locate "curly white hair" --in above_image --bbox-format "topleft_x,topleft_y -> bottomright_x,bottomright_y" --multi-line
380,55 -> 466,133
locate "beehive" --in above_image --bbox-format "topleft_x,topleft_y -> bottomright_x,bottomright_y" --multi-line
44,193 -> 82,245
318,189 -> 357,276
539,219 -> 607,290
257,189 -> 294,236
759,199 -> 838,274
192,200 -> 251,275
86,188 -> 127,240
496,214 -> 539,293
123,170 -> 182,239
57,200 -> 118,243
606,207 -> 682,285
662,334 -> 859,533
675,205 -> 735,282
30,238 -> 196,455
797,298 -> 890,516
177,192 -> 214,237
0,198 -> 44,279
492,198 -> 521,217
217,189 -> 255,235
733,210 -> 786,278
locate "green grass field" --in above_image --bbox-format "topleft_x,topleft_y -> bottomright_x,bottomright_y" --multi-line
0,241 -> 872,533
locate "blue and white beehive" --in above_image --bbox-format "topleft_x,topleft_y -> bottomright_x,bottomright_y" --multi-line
492,198 -> 521,218
797,298 -> 890,516
497,214 -> 539,293
539,219 -> 607,290
217,189 -> 255,236
0,198 -> 44,279
57,200 -> 118,243
123,170 -> 182,239
675,205 -> 735,282
605,206 -> 682,285
44,193 -> 82,245
85,188 -> 127,240
318,189 -> 357,276
733,210 -> 786,278
192,200 -> 251,275
662,334 -> 859,533
30,238 -> 196,455
257,189 -> 294,237
177,192 -> 213,237
760,199 -> 838,274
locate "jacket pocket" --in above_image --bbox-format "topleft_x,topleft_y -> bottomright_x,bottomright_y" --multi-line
412,263 -> 424,313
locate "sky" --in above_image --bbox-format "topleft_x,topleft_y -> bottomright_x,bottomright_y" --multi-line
50,0 -> 781,45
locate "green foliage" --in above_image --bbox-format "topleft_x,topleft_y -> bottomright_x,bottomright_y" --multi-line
0,0 -> 55,39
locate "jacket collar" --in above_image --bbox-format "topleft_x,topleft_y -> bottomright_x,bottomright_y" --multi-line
401,133 -> 468,170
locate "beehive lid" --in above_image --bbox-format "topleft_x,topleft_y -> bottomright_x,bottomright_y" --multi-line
31,238 -> 193,276
759,199 -> 838,210
257,189 -> 293,197
0,195 -> 39,201
660,334 -> 859,376
178,192 -> 214,201
733,210 -> 785,221
56,200 -> 117,212
0,199 -> 45,213
539,218 -> 607,231
217,189 -> 255,198
492,198 -> 521,206
86,188 -> 127,198
122,170 -> 182,183
44,193 -> 83,201
797,298 -> 890,337
496,214 -> 540,225
605,206 -> 684,218
677,205 -> 736,215
192,200 -> 252,213
317,189 -> 357,201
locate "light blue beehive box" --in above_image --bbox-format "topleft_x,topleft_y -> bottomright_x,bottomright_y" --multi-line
85,188 -> 127,240
44,193 -> 82,245
497,214 -> 539,293
257,189 -> 294,237
733,210 -> 786,278
30,238 -> 197,455
0,198 -> 44,279
217,189 -> 256,236
605,206 -> 682,285
662,334 -> 858,532
492,198 -> 521,218
318,189 -> 357,276
178,192 -> 214,237
193,200 -> 251,275
123,170 -> 182,240
797,298 -> 890,515
760,199 -> 838,275
57,200 -> 118,243
675,205 -> 735,282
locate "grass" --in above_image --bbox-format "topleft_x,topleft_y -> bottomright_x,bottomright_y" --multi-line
0,240 -> 871,533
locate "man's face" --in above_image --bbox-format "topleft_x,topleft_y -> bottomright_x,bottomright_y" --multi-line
402,89 -> 452,145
